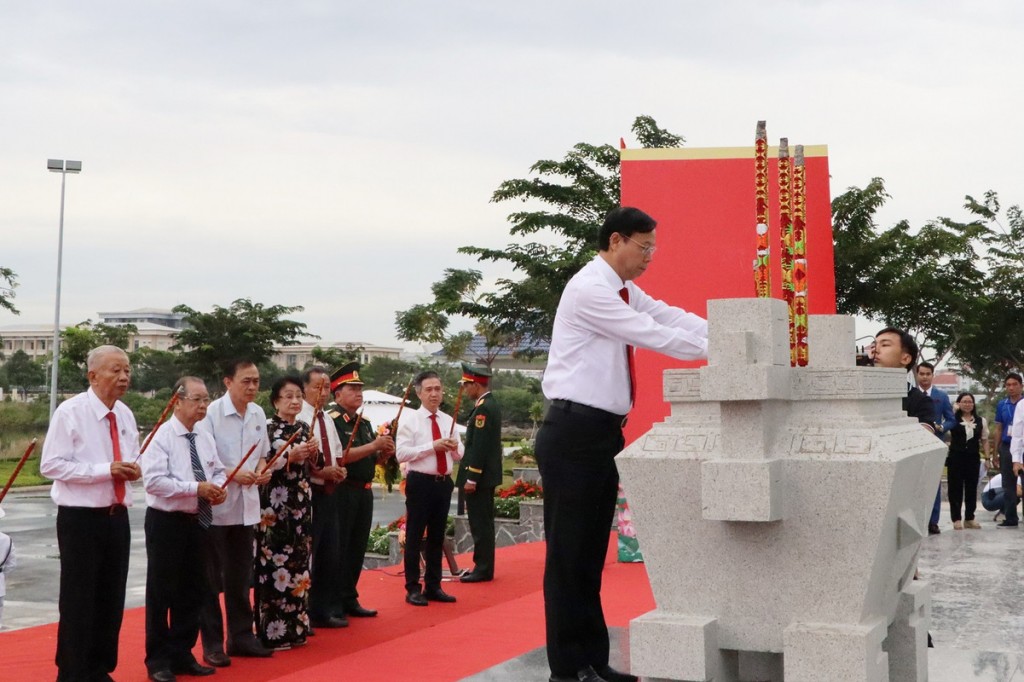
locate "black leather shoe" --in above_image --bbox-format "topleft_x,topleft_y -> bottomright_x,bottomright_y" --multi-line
311,615 -> 349,628
172,660 -> 216,677
460,571 -> 493,583
148,670 -> 176,682
997,520 -> 1019,528
595,664 -> 638,682
424,588 -> 457,603
226,641 -> 274,658
406,590 -> 428,606
344,602 -> 378,617
548,666 -> 608,682
202,651 -> 230,668
927,523 -> 941,535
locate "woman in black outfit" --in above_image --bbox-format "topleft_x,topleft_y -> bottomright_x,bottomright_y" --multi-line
947,392 -> 989,529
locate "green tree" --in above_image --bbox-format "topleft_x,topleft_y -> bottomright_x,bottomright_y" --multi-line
0,266 -> 18,315
129,348 -> 184,393
359,356 -> 420,395
395,115 -> 684,347
307,344 -> 364,369
1,350 -> 45,397
60,321 -> 138,366
171,299 -> 308,384
832,179 -> 1024,388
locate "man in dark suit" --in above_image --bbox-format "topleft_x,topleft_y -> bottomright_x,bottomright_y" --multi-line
455,363 -> 503,583
915,361 -> 956,534
871,328 -> 935,430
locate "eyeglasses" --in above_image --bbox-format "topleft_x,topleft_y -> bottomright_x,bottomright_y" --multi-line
182,396 -> 212,405
622,234 -> 657,257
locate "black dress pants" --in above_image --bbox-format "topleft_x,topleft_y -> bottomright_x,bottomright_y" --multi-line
465,485 -> 496,577
200,524 -> 257,654
404,471 -> 454,593
999,442 -> 1019,523
144,508 -> 206,672
947,456 -> 981,522
310,486 -> 343,620
55,505 -> 131,682
535,408 -> 623,678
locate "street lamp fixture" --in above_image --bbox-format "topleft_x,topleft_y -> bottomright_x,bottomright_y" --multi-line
47,159 -> 82,418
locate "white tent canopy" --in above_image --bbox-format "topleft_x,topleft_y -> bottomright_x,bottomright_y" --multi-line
331,390 -> 467,434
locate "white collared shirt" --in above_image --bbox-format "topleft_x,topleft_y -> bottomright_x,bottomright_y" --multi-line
142,415 -> 227,512
40,388 -> 140,508
396,406 -> 464,475
1010,400 -> 1024,463
196,396 -> 270,526
298,400 -> 345,467
542,255 -> 709,415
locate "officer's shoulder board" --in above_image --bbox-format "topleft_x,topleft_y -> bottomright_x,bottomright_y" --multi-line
327,409 -> 341,420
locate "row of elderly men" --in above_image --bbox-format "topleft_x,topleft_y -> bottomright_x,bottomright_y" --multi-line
39,347 -> 373,682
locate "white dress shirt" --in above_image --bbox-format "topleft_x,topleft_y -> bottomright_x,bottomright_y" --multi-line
40,387 -> 140,508
196,396 -> 270,526
1010,401 -> 1024,463
542,255 -> 709,415
396,406 -> 464,475
298,400 -> 345,475
142,415 -> 227,512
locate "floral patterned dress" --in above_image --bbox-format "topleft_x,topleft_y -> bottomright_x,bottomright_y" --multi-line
255,416 -> 313,648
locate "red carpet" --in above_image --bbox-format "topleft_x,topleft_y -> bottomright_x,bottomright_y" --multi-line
1,536 -> 654,681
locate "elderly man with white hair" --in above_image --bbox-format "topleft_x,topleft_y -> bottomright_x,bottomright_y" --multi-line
41,344 -> 142,682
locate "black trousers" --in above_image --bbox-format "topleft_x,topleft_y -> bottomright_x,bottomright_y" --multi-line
145,508 -> 207,672
536,409 -> 623,678
55,505 -> 131,682
310,483 -> 373,619
404,471 -> 454,593
465,485 -> 496,577
999,442 -> 1019,522
947,456 -> 981,522
200,524 -> 257,653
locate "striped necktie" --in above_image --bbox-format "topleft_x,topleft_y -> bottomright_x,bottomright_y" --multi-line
185,432 -> 212,529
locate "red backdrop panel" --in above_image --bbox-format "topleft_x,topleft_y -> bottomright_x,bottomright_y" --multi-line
619,146 -> 837,443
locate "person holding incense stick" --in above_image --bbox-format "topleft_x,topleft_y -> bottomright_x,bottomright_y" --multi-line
196,359 -> 273,666
0,505 -> 15,630
321,362 -> 393,624
255,375 -> 317,650
141,375 -> 226,681
40,345 -> 142,682
537,208 -> 707,682
396,370 -> 463,606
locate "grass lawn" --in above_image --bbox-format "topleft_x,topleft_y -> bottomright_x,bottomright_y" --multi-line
0,454 -> 48,489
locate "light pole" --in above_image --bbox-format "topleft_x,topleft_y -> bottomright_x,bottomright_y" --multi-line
47,159 -> 82,418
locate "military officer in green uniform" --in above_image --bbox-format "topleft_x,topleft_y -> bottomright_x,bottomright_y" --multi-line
456,363 -> 503,583
326,362 -> 394,622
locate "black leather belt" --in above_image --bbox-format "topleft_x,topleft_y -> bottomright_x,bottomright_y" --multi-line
340,478 -> 373,490
408,470 -> 452,483
549,399 -> 628,429
64,504 -> 128,516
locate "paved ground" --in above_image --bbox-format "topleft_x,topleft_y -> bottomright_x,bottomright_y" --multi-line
4,487 -> 1024,680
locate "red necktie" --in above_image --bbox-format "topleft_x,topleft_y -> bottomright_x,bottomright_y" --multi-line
106,412 -> 126,505
316,412 -> 333,466
619,287 -> 636,406
430,414 -> 447,475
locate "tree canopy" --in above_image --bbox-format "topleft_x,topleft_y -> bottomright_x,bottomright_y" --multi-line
395,115 -> 685,352
832,179 -> 1024,389
171,298 -> 308,383
0,266 -> 18,315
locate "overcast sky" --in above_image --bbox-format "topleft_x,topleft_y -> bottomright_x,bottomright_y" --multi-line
2,1 -> 1021,351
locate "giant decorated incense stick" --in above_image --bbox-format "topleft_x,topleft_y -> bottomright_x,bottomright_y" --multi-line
222,442 -> 260,488
792,145 -> 809,367
777,138 -> 796,366
133,387 -> 185,462
753,121 -> 771,297
0,438 -> 37,505
448,382 -> 466,438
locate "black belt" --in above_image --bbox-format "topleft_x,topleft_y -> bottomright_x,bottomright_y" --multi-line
63,504 -> 128,516
549,399 -> 628,429
408,470 -> 452,483
150,508 -> 200,522
340,478 -> 373,490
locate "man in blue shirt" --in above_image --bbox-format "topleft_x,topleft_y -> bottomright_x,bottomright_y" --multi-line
915,362 -> 956,535
994,373 -> 1023,527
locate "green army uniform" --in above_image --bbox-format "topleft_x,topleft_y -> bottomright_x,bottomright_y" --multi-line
331,409 -> 378,612
456,390 -> 502,579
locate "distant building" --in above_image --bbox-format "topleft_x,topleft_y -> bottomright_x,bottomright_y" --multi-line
97,307 -> 187,329
433,334 -> 549,373
271,342 -> 403,370
0,323 -> 65,361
